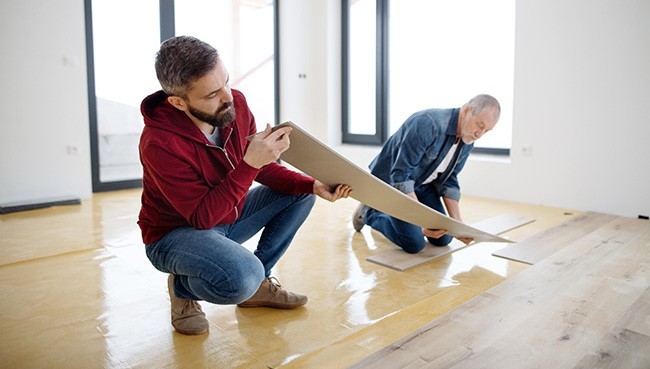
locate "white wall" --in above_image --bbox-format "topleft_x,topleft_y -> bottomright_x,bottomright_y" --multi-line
279,0 -> 341,145
0,0 -> 91,205
279,0 -> 650,218
461,0 -> 650,217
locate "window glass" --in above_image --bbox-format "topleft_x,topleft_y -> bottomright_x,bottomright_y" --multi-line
91,0 -> 160,182
348,0 -> 377,135
175,0 -> 275,131
389,0 -> 515,149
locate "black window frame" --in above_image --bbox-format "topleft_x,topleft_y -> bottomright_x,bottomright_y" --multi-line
341,0 -> 388,146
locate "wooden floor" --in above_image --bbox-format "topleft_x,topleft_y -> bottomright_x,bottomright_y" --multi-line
0,189 -> 598,368
351,213 -> 650,368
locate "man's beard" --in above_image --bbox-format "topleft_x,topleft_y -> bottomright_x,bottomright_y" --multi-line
188,102 -> 235,128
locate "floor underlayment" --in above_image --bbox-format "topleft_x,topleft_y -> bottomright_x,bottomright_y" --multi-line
1,189 -> 582,368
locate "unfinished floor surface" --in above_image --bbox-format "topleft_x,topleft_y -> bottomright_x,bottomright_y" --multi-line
0,189 -> 579,368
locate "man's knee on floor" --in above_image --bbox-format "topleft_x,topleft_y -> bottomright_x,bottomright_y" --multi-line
399,236 -> 427,254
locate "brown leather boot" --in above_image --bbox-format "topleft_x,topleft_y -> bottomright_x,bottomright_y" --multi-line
168,274 -> 209,335
237,277 -> 308,309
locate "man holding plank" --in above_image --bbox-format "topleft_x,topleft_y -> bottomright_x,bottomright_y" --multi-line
138,36 -> 351,335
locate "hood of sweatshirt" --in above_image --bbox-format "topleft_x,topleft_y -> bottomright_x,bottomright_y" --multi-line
140,90 -> 234,145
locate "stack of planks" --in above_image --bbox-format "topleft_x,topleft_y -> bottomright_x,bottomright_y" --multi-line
350,212 -> 650,368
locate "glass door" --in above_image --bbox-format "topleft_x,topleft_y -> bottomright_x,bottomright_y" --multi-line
86,0 -> 277,192
86,0 -> 161,191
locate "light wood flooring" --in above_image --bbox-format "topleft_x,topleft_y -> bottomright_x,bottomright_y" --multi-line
352,212 -> 650,368
1,189 -> 602,368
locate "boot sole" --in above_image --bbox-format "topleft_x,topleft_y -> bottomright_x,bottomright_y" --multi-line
237,301 -> 307,309
174,326 -> 209,335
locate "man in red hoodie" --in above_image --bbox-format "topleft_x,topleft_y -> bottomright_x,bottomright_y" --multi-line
139,36 -> 351,335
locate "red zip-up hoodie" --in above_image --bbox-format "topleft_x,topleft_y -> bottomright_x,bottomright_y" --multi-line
138,89 -> 315,244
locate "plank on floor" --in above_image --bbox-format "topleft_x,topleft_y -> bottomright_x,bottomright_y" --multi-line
492,211 -> 618,264
366,214 -> 535,271
349,216 -> 650,369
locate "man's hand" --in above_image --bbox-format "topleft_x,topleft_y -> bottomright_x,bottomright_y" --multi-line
423,228 -> 473,245
423,228 -> 447,239
441,196 -> 473,244
244,124 -> 293,169
313,180 -> 352,202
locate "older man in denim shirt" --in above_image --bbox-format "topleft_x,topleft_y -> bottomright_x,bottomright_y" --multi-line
353,95 -> 501,253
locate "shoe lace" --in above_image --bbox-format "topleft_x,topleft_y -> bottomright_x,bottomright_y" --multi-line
267,277 -> 283,293
180,299 -> 203,315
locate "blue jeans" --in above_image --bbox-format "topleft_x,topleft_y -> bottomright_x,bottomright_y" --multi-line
364,184 -> 453,253
146,185 -> 315,304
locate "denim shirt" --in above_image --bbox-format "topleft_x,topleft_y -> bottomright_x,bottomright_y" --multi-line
368,108 -> 474,201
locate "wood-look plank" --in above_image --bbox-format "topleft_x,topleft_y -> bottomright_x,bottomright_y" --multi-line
572,328 -> 650,369
367,214 -> 535,271
275,122 -> 510,243
349,216 -> 650,369
492,211 -> 618,264
489,215 -> 649,301
617,287 -> 650,337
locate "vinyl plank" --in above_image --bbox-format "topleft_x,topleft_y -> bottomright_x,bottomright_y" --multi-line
367,214 -> 535,271
350,216 -> 650,369
617,287 -> 650,337
277,122 -> 510,243
489,216 -> 649,302
348,292 -> 539,369
572,328 -> 650,369
492,211 -> 618,264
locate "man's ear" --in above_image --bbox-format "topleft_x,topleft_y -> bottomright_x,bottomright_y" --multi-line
167,96 -> 187,111
460,104 -> 472,118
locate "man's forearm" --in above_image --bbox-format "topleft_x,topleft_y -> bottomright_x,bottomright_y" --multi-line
443,197 -> 462,221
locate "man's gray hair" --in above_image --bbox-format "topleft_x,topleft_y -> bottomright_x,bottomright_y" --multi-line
155,35 -> 220,97
464,94 -> 501,120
